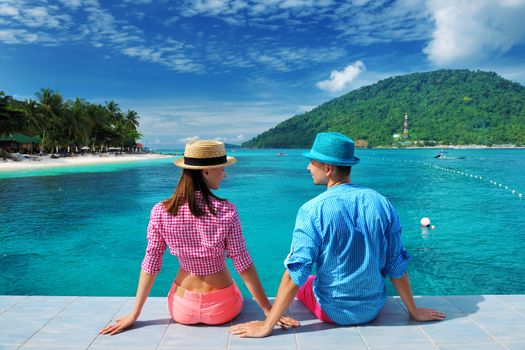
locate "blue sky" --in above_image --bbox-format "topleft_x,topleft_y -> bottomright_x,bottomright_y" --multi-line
1,0 -> 525,148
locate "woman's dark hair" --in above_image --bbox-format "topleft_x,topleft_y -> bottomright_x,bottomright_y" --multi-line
163,169 -> 225,216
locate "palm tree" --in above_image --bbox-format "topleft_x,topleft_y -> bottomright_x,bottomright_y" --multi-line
0,92 -> 26,136
24,99 -> 46,153
87,103 -> 111,152
103,100 -> 126,148
63,98 -> 91,153
123,110 -> 141,150
124,110 -> 139,133
36,88 -> 64,153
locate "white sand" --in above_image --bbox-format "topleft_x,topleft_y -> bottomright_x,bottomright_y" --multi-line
0,153 -> 174,172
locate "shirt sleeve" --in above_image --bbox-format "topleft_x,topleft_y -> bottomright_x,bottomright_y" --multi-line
141,205 -> 167,275
381,202 -> 410,278
226,209 -> 253,273
284,205 -> 321,287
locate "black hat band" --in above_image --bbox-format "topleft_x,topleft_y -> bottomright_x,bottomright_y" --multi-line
184,155 -> 227,166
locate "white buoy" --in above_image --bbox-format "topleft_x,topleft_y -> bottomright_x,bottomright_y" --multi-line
420,217 -> 431,227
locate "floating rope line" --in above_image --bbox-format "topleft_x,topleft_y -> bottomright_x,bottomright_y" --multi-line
361,156 -> 523,201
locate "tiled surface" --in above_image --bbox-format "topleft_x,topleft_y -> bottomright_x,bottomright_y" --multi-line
1,295 -> 525,349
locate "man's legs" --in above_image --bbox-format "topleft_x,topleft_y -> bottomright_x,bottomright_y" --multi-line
296,275 -> 333,323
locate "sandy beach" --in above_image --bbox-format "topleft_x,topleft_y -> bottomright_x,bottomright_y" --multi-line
0,153 -> 174,172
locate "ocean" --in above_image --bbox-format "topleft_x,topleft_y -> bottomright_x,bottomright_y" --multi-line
1,148 -> 524,298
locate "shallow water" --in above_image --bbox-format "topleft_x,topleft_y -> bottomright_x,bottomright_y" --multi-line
1,148 -> 524,297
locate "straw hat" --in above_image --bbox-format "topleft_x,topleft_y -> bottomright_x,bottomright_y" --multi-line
303,132 -> 360,166
174,140 -> 236,169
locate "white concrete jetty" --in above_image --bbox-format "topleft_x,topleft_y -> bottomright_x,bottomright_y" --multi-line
1,295 -> 525,349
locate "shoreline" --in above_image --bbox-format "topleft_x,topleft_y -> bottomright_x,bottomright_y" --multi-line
0,153 -> 174,172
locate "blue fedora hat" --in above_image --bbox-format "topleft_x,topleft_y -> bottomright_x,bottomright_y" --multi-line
303,132 -> 360,166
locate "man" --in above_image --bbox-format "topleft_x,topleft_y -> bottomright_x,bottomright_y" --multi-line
230,132 -> 445,338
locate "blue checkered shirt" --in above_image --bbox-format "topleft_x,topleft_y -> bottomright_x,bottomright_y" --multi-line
284,183 -> 410,325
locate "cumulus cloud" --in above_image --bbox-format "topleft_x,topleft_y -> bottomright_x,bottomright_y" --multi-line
180,136 -> 200,144
0,4 -> 19,16
316,61 -> 366,92
58,0 -> 83,10
124,97 -> 300,147
424,0 -> 525,66
0,28 -> 39,44
121,44 -> 204,73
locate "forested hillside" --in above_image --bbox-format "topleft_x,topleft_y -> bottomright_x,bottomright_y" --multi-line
243,69 -> 525,148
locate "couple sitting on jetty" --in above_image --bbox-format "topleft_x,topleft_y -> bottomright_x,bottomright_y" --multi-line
100,132 -> 445,337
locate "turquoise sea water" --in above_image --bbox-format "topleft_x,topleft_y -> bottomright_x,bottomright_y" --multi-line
1,149 -> 524,298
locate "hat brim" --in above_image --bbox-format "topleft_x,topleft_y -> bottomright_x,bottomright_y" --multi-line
174,156 -> 236,169
303,151 -> 360,166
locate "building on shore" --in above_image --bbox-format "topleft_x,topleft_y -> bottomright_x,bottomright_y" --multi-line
0,133 -> 40,153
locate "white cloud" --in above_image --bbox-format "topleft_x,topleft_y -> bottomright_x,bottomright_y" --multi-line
246,46 -> 346,72
121,44 -> 204,73
58,0 -> 82,10
332,0 -> 431,44
123,0 -> 153,4
0,28 -> 39,44
180,136 -> 201,144
121,97 -> 301,147
316,61 -> 366,92
424,0 -> 525,66
0,4 -> 19,16
20,7 -> 64,28
178,0 -> 335,23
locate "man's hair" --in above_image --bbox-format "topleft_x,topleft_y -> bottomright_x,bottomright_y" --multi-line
332,165 -> 351,178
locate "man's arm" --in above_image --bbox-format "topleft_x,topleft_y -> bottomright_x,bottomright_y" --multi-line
390,272 -> 446,321
229,270 -> 300,338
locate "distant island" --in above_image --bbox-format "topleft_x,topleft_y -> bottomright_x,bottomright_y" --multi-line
243,69 -> 525,148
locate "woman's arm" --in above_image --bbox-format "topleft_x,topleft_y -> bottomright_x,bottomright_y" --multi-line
99,270 -> 157,335
230,270 -> 299,337
238,264 -> 272,315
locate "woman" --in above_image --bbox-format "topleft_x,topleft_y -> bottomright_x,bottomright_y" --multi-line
100,140 -> 293,335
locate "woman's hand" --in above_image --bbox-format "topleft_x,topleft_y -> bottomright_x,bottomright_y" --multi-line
99,314 -> 138,335
277,315 -> 300,329
262,306 -> 300,329
411,307 -> 446,322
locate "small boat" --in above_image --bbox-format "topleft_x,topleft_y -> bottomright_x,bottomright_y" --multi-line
276,152 -> 287,156
434,151 -> 466,160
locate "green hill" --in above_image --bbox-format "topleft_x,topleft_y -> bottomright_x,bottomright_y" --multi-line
242,69 -> 525,148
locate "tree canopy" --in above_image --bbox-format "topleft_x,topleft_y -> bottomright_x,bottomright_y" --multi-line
243,69 -> 525,148
0,89 -> 142,153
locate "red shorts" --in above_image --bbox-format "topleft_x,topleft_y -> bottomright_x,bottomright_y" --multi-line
297,275 -> 333,323
167,281 -> 243,325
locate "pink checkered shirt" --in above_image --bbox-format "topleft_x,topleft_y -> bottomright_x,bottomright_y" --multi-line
141,193 -> 253,276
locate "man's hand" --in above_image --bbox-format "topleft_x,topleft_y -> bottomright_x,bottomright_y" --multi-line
229,320 -> 273,338
411,307 -> 446,322
99,314 -> 137,335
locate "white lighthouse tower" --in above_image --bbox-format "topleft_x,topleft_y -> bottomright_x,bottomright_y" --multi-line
403,114 -> 409,138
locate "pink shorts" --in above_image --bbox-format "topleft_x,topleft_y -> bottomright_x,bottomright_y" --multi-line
167,281 -> 243,325
297,275 -> 333,323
